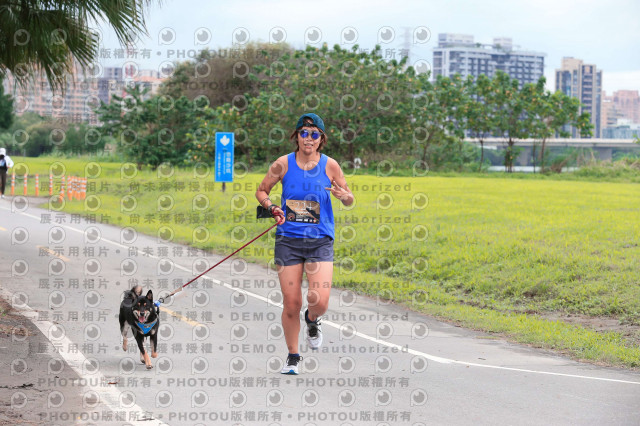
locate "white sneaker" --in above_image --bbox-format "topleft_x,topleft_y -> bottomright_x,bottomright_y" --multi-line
1,194 -> 4,199
281,354 -> 303,375
305,309 -> 323,349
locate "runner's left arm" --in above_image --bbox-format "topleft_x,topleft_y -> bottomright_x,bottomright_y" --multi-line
325,159 -> 354,206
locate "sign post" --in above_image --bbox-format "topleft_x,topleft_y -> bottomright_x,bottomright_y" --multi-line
215,132 -> 234,192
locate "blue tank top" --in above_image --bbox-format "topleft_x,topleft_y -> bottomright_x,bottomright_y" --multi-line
277,152 -> 334,239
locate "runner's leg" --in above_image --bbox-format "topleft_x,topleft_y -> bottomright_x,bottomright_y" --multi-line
277,263 -> 304,353
305,261 -> 333,321
0,171 -> 6,195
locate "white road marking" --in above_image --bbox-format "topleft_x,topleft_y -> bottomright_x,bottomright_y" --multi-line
3,205 -> 640,386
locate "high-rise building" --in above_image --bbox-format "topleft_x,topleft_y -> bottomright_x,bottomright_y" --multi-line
604,90 -> 640,124
432,34 -> 545,86
97,66 -> 123,105
601,90 -> 640,139
602,94 -> 615,128
3,64 -> 103,125
3,64 -> 164,124
555,57 -> 603,138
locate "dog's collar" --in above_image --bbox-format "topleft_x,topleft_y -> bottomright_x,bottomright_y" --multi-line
135,318 -> 157,335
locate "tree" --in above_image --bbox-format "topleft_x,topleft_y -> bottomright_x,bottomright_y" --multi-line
465,74 -> 495,171
528,78 -> 593,172
411,73 -> 468,167
0,0 -> 158,92
188,92 -> 284,168
57,123 -> 107,155
97,85 -> 214,169
203,44 -> 415,165
490,71 -> 530,172
159,42 -> 294,108
0,112 -> 40,154
0,77 -> 13,130
256,44 -> 414,163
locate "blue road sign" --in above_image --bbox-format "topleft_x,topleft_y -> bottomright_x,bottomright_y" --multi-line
215,132 -> 234,182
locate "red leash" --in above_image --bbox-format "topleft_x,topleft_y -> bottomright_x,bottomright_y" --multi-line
157,222 -> 278,304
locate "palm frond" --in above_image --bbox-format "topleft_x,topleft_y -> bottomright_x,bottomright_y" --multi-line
0,0 -> 159,93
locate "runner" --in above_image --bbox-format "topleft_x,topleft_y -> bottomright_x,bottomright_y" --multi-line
0,148 -> 14,199
255,113 -> 355,374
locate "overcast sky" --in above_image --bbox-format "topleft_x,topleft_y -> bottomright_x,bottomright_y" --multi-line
97,0 -> 640,94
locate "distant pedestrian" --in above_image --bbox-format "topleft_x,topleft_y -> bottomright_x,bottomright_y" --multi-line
255,113 -> 355,374
0,148 -> 14,199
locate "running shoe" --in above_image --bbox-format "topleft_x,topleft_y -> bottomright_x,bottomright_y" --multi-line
305,309 -> 323,349
281,354 -> 303,375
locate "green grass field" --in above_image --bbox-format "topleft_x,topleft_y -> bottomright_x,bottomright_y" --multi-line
10,156 -> 640,368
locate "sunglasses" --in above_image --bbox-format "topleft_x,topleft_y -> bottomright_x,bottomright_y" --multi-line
298,129 -> 322,140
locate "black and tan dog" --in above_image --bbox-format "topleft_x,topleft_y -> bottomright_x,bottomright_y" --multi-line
119,286 -> 159,369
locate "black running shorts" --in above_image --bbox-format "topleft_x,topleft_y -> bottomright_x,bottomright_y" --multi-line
274,235 -> 334,266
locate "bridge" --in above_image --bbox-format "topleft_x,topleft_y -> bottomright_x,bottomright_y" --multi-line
466,138 -> 638,164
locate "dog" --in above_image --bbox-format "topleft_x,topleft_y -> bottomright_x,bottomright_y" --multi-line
119,286 -> 159,369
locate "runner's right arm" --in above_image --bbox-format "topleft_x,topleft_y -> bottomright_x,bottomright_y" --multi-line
256,156 -> 287,224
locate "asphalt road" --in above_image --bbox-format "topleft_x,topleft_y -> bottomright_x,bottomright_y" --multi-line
1,196 -> 639,426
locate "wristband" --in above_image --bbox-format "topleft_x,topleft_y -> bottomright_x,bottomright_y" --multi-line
267,204 -> 278,216
259,196 -> 271,207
